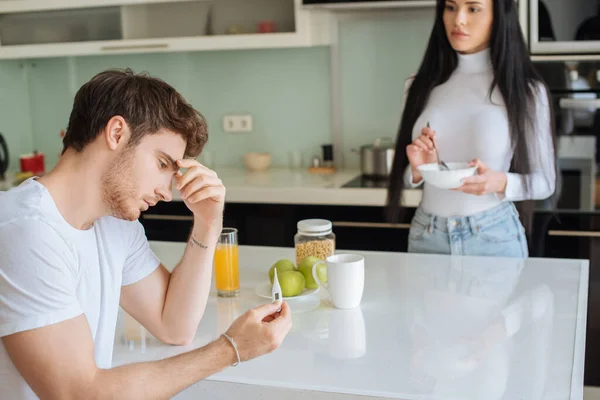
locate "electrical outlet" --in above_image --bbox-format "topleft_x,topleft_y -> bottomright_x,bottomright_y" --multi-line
223,115 -> 253,133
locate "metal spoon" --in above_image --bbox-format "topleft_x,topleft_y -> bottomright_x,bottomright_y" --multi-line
427,122 -> 450,171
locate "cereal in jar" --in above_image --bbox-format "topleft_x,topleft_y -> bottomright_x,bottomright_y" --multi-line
294,219 -> 335,264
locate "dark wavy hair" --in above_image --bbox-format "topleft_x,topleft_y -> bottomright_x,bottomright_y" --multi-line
385,0 -> 557,233
63,68 -> 208,158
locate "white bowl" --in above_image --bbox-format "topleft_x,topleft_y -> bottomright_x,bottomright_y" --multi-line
243,152 -> 271,172
417,162 -> 477,189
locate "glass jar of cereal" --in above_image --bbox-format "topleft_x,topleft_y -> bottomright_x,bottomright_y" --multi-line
294,219 -> 335,265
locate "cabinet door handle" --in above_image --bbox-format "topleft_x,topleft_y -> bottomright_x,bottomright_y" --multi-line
548,230 -> 600,238
142,214 -> 193,221
332,221 -> 411,229
101,43 -> 169,51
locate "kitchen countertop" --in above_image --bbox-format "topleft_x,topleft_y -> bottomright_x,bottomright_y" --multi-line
171,167 -> 423,207
112,241 -> 588,400
0,168 -> 422,207
3,136 -> 593,209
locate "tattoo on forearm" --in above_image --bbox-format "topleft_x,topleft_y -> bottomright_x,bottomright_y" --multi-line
189,234 -> 208,249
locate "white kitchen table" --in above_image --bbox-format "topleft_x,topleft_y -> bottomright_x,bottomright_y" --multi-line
112,242 -> 589,400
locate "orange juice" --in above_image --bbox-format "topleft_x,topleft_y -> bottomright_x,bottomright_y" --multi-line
214,244 -> 239,295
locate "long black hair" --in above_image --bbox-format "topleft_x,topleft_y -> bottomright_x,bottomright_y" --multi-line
385,0 -> 557,233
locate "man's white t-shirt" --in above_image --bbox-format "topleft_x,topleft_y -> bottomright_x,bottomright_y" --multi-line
0,179 -> 160,399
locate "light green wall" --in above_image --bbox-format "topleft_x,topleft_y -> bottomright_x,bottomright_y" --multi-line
0,11 -> 435,172
25,47 -> 331,169
339,9 -> 434,168
27,58 -> 78,167
0,61 -> 34,171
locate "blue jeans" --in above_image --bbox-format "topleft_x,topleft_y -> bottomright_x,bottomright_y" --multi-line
408,202 -> 529,258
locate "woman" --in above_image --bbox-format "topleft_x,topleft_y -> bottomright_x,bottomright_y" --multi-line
386,0 -> 557,258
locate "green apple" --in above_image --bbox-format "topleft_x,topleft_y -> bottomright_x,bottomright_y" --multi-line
279,271 -> 306,297
297,256 -> 327,289
268,259 -> 295,284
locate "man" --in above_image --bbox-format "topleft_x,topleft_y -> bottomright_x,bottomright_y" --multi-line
0,69 -> 292,399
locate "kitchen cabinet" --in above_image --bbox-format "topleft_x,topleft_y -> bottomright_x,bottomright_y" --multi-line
532,210 -> 600,387
140,202 -> 414,252
0,0 -> 331,59
141,202 -> 295,245
142,202 -> 596,259
139,201 -> 194,242
299,204 -> 412,252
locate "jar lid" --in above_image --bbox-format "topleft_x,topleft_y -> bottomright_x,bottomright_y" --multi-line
297,219 -> 332,234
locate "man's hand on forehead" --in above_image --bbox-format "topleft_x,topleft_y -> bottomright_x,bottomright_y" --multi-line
174,158 -> 225,226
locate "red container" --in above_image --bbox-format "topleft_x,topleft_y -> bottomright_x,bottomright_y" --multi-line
20,151 -> 45,175
258,20 -> 277,33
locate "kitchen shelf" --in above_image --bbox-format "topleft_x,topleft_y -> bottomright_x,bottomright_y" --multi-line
0,33 -> 319,59
301,1 -> 435,10
0,0 -> 331,59
0,6 -> 122,46
0,0 -> 204,14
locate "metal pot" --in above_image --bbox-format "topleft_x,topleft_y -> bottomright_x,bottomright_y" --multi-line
353,137 -> 395,178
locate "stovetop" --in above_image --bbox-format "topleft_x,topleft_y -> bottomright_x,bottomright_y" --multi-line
341,175 -> 390,188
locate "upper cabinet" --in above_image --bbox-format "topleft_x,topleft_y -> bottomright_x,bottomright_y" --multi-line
301,0 -> 435,9
0,0 -> 332,59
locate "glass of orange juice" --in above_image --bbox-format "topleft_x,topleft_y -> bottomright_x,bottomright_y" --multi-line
214,228 -> 240,297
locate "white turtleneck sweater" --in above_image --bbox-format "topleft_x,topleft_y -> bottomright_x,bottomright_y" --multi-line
404,48 -> 556,217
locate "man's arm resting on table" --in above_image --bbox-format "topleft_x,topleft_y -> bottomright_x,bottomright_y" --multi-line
120,222 -> 219,346
2,315 -> 236,400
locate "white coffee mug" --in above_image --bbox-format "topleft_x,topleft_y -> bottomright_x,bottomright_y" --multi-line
312,253 -> 365,309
